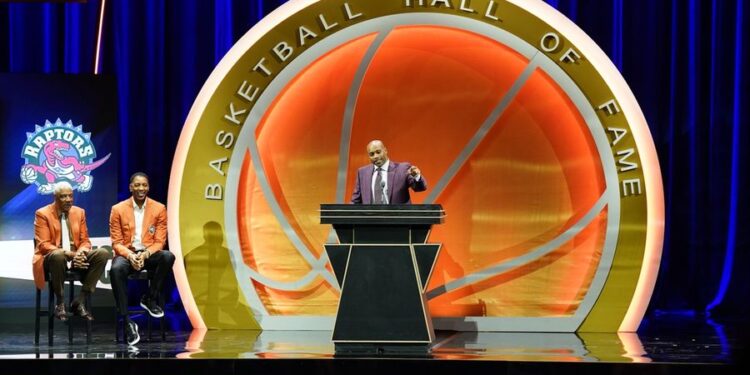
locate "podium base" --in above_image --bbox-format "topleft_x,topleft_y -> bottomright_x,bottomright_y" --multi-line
334,343 -> 432,358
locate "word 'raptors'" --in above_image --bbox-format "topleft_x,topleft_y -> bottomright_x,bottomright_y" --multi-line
20,119 -> 110,194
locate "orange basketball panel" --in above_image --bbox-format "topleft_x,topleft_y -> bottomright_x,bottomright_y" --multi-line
347,25 -> 531,196
427,68 -> 606,317
236,35 -> 379,315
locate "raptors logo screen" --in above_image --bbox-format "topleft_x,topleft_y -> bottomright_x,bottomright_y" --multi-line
0,73 -> 118,241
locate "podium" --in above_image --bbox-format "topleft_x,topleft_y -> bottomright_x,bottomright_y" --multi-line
321,204 -> 445,356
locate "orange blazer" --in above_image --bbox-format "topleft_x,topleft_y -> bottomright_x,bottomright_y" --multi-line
109,197 -> 167,258
33,204 -> 91,290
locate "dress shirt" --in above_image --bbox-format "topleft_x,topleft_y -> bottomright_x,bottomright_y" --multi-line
132,198 -> 146,250
61,213 -> 71,251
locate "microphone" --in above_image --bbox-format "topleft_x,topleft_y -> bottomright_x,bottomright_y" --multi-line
380,181 -> 388,204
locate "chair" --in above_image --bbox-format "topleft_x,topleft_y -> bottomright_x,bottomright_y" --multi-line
114,269 -> 166,342
34,269 -> 92,345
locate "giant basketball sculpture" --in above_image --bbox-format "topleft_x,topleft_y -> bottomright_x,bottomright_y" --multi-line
169,0 -> 664,332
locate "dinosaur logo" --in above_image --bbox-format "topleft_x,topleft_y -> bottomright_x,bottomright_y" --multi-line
20,118 -> 111,194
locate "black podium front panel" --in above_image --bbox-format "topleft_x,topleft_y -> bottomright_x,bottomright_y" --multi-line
333,245 -> 430,342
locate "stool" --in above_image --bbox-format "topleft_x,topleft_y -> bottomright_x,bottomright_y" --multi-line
114,269 -> 166,342
34,270 -> 92,345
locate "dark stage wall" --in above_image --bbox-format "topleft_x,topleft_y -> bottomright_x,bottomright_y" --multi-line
0,0 -> 748,327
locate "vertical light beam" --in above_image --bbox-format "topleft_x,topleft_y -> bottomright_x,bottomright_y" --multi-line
94,0 -> 107,74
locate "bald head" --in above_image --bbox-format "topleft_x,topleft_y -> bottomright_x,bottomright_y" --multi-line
366,140 -> 388,167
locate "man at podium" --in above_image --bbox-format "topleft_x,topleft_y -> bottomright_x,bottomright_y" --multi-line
350,140 -> 426,204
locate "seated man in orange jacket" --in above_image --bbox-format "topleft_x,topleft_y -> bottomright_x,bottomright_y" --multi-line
33,181 -> 110,321
109,172 -> 175,346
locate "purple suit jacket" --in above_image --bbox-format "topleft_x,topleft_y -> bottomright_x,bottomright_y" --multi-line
351,161 -> 427,204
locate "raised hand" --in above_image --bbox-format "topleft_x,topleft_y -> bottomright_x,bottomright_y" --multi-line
408,165 -> 421,177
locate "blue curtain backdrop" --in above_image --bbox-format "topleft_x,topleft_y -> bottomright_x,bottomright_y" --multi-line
1,0 -> 748,327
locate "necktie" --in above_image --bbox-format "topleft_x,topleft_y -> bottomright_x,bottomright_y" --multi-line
374,168 -> 385,204
61,214 -> 71,251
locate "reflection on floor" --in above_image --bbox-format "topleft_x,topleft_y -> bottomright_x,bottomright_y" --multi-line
0,315 -> 743,364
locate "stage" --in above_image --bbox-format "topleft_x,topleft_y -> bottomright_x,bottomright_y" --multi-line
0,315 -> 741,375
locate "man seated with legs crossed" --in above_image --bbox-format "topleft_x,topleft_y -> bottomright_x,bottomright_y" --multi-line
109,172 -> 175,346
33,181 -> 110,322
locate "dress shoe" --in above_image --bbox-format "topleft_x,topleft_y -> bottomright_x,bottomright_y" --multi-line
71,300 -> 95,321
126,320 -> 140,346
53,303 -> 68,321
140,296 -> 165,318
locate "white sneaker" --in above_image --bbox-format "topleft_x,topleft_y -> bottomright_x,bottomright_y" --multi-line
126,320 -> 140,346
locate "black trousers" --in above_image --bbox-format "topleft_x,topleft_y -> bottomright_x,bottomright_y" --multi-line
110,251 -> 175,315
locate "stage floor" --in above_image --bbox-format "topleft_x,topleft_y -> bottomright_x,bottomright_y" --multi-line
0,315 -> 743,375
